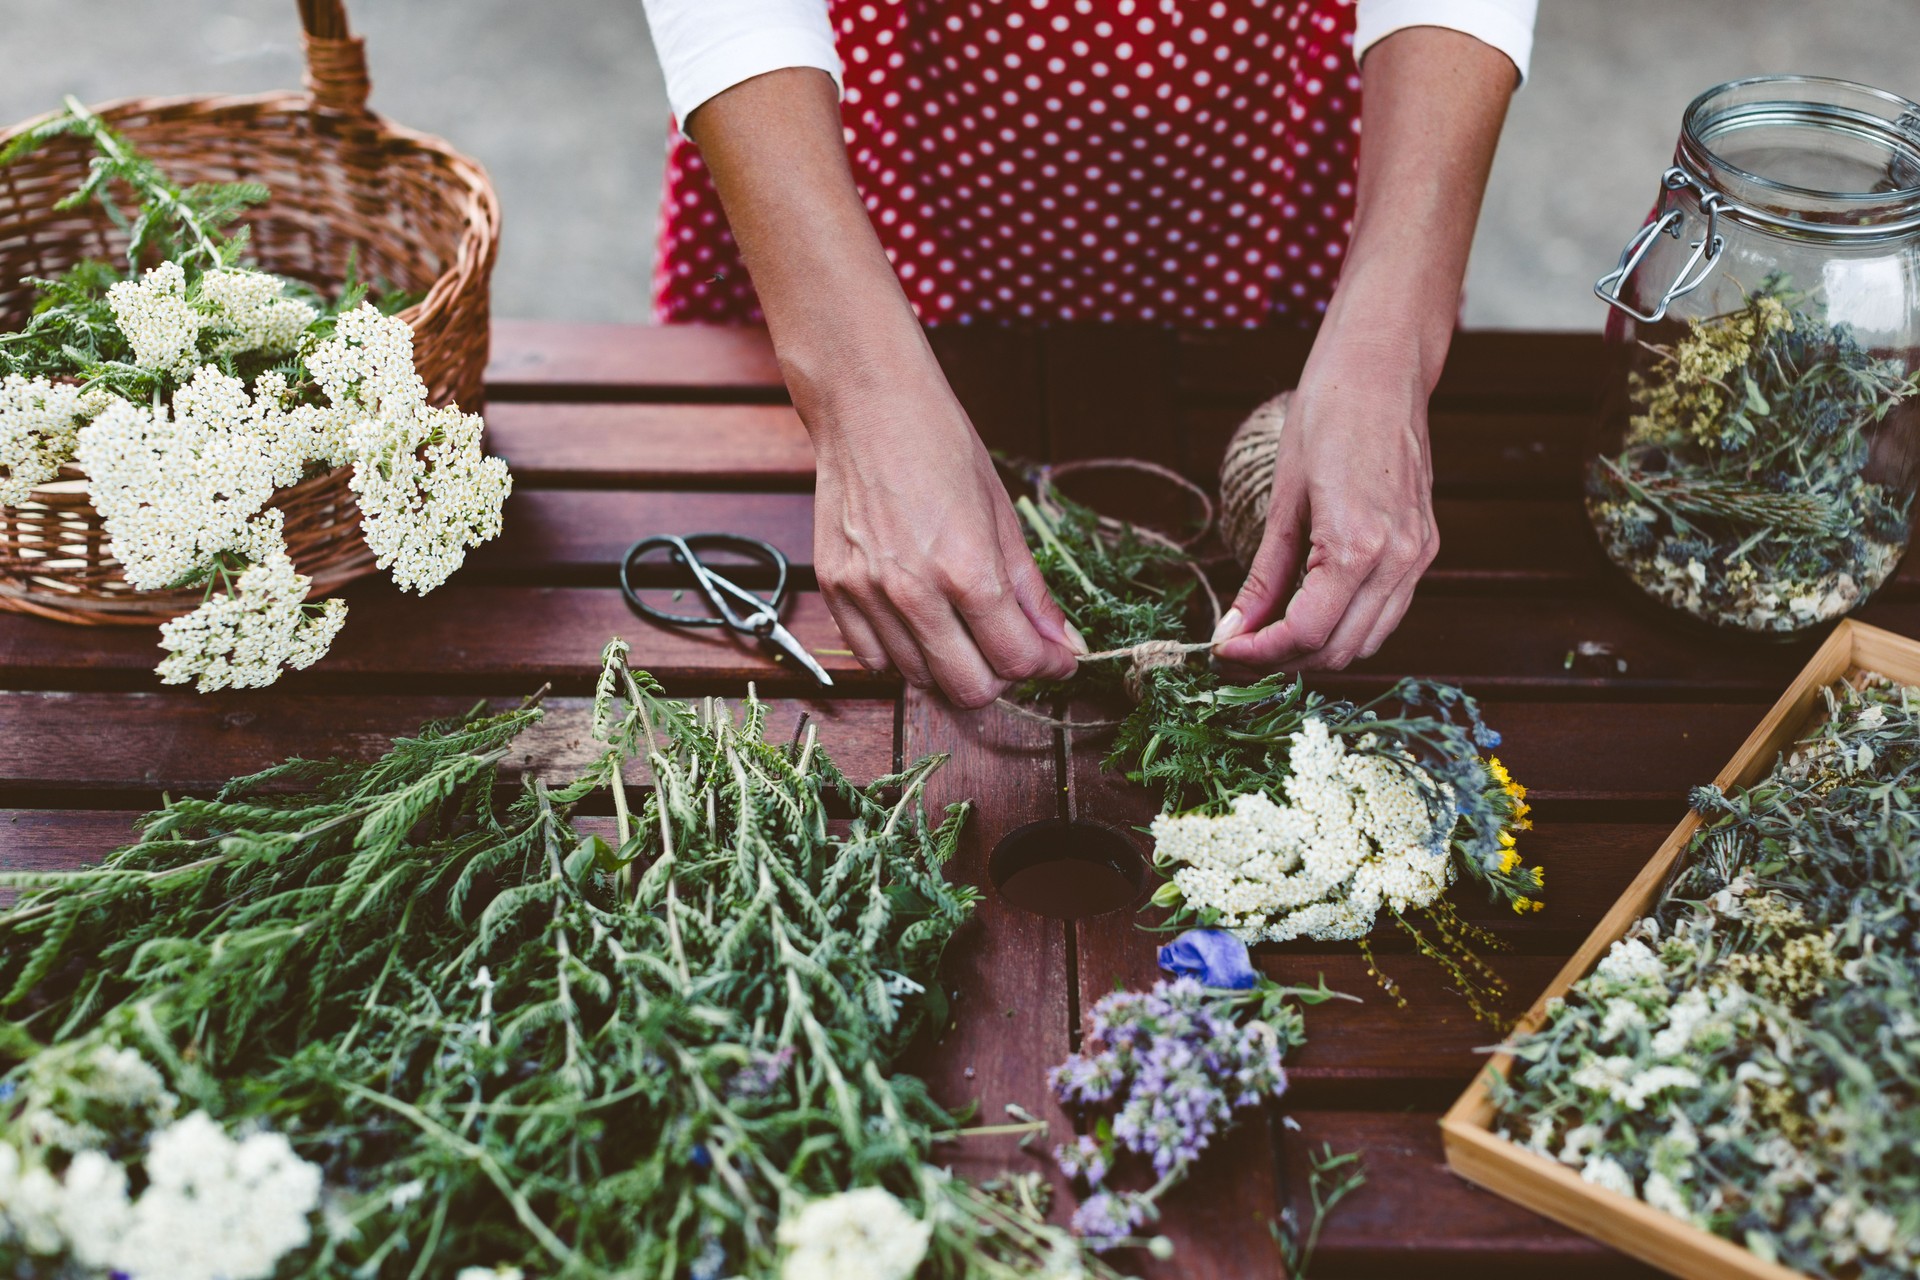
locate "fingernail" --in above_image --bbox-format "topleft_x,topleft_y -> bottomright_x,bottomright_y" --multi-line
1063,622 -> 1090,656
1211,607 -> 1244,646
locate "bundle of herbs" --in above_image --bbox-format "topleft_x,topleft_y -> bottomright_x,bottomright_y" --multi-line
1493,674 -> 1920,1276
0,641 -> 1119,1280
0,100 -> 511,690
1013,477 -> 1538,1026
1586,275 -> 1920,633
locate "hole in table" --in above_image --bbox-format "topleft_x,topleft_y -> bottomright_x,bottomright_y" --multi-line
988,819 -> 1148,920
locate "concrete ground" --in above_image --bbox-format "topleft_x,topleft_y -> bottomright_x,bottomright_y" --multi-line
5,0 -> 1918,329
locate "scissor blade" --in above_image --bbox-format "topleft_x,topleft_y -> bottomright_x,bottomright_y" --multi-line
764,620 -> 835,687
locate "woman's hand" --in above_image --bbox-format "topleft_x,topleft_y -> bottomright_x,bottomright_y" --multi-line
1211,25 -> 1517,672
806,365 -> 1083,707
1211,315 -> 1439,672
684,68 -> 1081,705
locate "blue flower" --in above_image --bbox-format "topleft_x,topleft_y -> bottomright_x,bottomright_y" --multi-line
690,1143 -> 712,1170
1157,929 -> 1258,990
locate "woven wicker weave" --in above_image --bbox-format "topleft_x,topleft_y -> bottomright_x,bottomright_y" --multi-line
0,0 -> 499,625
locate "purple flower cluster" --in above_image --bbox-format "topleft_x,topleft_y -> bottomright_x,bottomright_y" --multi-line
726,1045 -> 793,1100
1049,975 -> 1291,1250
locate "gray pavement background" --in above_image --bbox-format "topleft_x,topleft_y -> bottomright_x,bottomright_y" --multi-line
5,1 -> 1918,330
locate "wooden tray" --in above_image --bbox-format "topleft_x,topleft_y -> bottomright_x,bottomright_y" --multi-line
1440,617 -> 1920,1280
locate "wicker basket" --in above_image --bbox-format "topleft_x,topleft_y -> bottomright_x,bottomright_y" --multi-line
0,0 -> 499,626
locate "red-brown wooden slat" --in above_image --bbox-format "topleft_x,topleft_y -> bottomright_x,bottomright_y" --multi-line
0,585 -> 874,693
0,691 -> 896,798
898,692 -> 1077,1195
1285,1112 -> 1660,1278
487,322 -> 785,401
486,402 -> 814,489
1174,331 -> 1605,409
1256,954 -> 1564,1089
470,478 -> 1607,597
1067,730 -> 1288,1280
1180,406 -> 1592,498
464,490 -> 815,579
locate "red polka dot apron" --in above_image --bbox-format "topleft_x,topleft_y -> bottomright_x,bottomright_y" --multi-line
654,0 -> 1360,327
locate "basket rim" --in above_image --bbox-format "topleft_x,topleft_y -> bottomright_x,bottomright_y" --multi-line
0,88 -> 502,337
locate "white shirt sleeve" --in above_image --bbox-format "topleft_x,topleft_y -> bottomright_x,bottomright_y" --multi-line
1353,0 -> 1538,85
639,0 -> 842,125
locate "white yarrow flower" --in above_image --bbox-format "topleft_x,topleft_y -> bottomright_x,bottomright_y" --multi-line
306,305 -> 512,592
1149,718 -> 1452,942
76,368 -> 313,591
776,1187 -> 931,1280
107,261 -> 202,377
156,552 -> 348,692
197,268 -> 316,357
0,376 -> 105,504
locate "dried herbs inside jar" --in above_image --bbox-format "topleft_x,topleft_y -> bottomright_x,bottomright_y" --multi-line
1586,276 -> 1920,632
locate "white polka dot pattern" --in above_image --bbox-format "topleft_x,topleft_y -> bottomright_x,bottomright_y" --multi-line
653,0 -> 1361,328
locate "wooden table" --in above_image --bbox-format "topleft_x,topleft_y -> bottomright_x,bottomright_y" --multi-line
9,323 -> 1890,1278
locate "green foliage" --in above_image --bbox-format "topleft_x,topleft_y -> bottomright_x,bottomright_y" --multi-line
0,647 -> 1121,1278
1272,1144 -> 1367,1279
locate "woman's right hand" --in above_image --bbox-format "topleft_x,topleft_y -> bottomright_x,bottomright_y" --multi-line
683,67 -> 1081,704
805,366 -> 1084,707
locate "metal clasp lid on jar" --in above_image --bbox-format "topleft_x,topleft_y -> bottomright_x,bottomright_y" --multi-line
1594,165 -> 1727,325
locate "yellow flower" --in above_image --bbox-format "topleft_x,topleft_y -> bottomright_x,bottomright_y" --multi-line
1488,757 -> 1513,788
1499,848 -> 1521,873
1531,898 -> 1546,913
1532,866 -> 1545,886
1513,895 -> 1534,915
1498,830 -> 1516,848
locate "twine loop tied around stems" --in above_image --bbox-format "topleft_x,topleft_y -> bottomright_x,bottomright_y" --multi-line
1080,637 -> 1215,700
992,456 -> 1225,728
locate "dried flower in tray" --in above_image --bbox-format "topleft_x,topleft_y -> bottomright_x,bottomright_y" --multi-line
1492,675 -> 1920,1277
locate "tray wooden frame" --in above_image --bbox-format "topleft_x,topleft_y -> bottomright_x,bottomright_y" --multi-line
1441,618 -> 1920,1280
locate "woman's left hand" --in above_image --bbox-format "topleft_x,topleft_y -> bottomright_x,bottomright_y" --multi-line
1210,310 -> 1440,672
1208,23 -> 1517,673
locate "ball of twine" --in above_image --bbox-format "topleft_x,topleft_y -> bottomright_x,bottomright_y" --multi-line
1218,390 -> 1291,569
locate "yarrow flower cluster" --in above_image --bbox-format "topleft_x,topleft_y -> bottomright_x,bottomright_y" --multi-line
775,1187 -> 932,1280
1496,676 -> 1920,1278
1050,932 -> 1320,1252
3,262 -> 509,689
1150,718 -> 1456,943
0,375 -> 104,504
155,550 -> 348,691
0,1044 -> 322,1280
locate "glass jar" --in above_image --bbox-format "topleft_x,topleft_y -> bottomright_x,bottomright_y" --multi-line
1588,76 -> 1920,636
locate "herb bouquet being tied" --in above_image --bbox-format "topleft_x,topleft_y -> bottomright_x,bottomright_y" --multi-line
0,641 -> 1122,1279
1015,477 -> 1540,1023
0,101 -> 512,691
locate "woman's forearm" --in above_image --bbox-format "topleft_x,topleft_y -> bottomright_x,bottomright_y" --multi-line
1329,25 -> 1517,384
683,68 -> 938,430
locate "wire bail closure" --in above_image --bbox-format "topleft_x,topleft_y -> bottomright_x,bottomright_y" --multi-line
1595,166 -> 1727,324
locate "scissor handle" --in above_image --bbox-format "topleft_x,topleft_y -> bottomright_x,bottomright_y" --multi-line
619,533 -> 791,628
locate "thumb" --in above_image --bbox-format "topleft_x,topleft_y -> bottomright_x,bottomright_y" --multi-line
1219,477 -> 1306,645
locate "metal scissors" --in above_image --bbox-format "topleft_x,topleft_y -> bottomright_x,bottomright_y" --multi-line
618,533 -> 835,687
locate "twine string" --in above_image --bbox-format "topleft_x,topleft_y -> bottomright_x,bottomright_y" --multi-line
993,457 -> 1229,729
